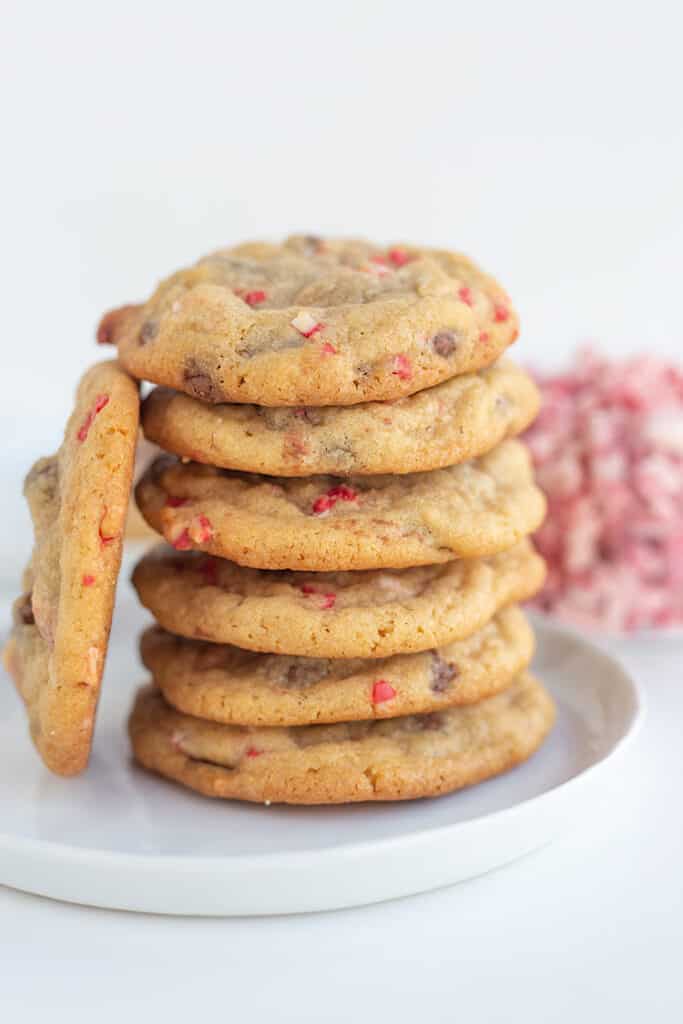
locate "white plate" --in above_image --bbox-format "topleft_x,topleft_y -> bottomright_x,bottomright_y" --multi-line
0,568 -> 643,916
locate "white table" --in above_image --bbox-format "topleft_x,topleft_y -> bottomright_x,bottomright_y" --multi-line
1,633 -> 680,1023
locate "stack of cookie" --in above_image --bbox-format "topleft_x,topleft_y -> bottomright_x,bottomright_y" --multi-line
4,236 -> 553,796
101,236 -> 554,804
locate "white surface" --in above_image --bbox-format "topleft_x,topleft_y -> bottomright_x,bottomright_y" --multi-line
0,606 -> 642,916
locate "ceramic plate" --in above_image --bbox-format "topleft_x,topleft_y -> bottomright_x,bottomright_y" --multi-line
0,561 -> 643,916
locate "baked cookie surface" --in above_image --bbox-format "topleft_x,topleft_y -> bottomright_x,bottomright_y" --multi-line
141,605 -> 534,727
129,672 -> 555,804
3,361 -> 139,775
131,539 -> 546,658
101,236 -> 519,407
135,440 -> 546,571
141,360 -> 539,477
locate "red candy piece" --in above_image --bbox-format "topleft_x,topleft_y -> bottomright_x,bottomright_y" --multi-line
300,583 -> 337,609
245,747 -> 263,758
77,394 -> 109,442
165,496 -> 189,508
494,303 -> 510,323
82,574 -> 96,587
458,286 -> 473,306
311,484 -> 358,515
189,514 -> 214,544
244,290 -> 266,306
479,331 -> 490,343
392,354 -> 413,381
171,528 -> 192,551
292,312 -> 325,338
387,247 -> 411,267
322,341 -> 338,355
372,680 -> 397,704
168,516 -> 214,549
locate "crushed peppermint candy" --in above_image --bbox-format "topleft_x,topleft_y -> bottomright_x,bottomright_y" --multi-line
300,583 -> 336,609
392,354 -> 413,381
363,257 -> 392,276
189,515 -> 214,545
387,247 -> 411,268
321,341 -> 338,355
77,394 -> 109,442
525,348 -> 683,632
169,516 -> 214,549
311,484 -> 359,516
243,290 -> 267,306
372,680 -> 397,704
458,285 -> 473,306
292,311 -> 324,338
171,527 -> 192,551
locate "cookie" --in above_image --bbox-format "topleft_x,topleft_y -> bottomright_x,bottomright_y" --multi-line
2,361 -> 139,774
129,672 -> 555,804
140,605 -> 534,727
131,539 -> 545,658
135,440 -> 546,571
141,360 -> 539,477
99,236 -> 519,407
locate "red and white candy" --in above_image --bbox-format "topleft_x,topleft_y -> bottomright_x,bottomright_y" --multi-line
525,348 -> 683,632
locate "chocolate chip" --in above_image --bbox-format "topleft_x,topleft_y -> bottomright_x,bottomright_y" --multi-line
302,235 -> 323,255
195,644 -> 232,671
183,358 -> 225,403
419,712 -> 445,731
281,658 -> 331,688
237,336 -> 305,359
323,443 -> 355,467
432,331 -> 458,357
16,594 -> 35,626
297,408 -> 324,426
354,362 -> 372,382
25,458 -> 58,489
139,320 -> 159,345
259,408 -> 293,431
430,653 -> 459,693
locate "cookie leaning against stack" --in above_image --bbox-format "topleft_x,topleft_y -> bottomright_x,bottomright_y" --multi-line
94,235 -> 555,804
3,362 -> 139,774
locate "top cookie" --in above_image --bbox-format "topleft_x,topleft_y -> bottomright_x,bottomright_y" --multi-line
2,361 -> 139,775
99,236 -> 519,407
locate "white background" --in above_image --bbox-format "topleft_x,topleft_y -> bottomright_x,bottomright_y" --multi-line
1,1 -> 682,1020
2,0 -> 682,565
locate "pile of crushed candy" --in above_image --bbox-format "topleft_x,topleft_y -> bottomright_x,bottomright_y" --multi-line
524,348 -> 683,632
